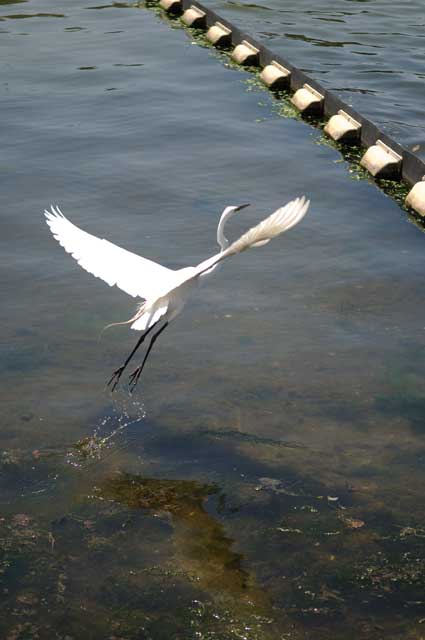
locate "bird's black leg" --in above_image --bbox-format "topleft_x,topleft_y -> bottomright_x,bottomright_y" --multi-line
107,321 -> 160,391
128,322 -> 169,391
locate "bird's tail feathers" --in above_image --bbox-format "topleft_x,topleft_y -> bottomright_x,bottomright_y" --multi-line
99,295 -> 169,338
98,303 -> 146,340
130,299 -> 168,331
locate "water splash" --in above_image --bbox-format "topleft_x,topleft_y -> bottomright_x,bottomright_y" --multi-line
66,394 -> 146,470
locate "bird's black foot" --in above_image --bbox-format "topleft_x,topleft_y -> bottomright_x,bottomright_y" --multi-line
128,366 -> 143,392
107,365 -> 126,391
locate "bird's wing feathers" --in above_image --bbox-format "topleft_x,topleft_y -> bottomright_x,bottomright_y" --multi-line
225,196 -> 309,257
193,195 -> 310,277
44,205 -> 174,300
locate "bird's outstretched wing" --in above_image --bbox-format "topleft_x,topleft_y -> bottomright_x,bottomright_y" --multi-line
44,205 -> 174,300
194,195 -> 310,276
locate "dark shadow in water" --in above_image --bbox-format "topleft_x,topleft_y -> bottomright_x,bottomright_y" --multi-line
375,349 -> 425,434
85,2 -> 141,8
375,393 -> 425,434
1,12 -> 65,18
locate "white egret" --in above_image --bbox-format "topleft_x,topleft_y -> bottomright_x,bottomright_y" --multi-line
44,196 -> 309,390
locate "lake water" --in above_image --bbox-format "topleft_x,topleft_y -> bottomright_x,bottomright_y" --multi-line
1,1 -> 425,639
204,0 -> 425,158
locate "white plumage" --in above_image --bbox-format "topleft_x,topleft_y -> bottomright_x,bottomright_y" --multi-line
44,207 -> 176,301
44,196 -> 309,389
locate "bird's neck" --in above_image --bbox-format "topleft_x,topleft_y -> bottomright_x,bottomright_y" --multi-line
217,211 -> 233,250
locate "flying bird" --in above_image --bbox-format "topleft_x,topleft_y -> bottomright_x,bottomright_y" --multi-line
44,196 -> 309,390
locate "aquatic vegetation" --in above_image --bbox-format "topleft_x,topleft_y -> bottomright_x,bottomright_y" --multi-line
2,429 -> 425,639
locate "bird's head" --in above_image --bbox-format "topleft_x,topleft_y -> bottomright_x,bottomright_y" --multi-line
233,203 -> 250,213
217,203 -> 250,250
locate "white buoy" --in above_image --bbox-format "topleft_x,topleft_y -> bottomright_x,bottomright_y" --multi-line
159,0 -> 181,12
206,21 -> 232,47
290,84 -> 324,117
406,178 -> 425,217
181,5 -> 206,27
360,140 -> 403,179
231,40 -> 260,66
260,60 -> 291,90
324,110 -> 361,144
